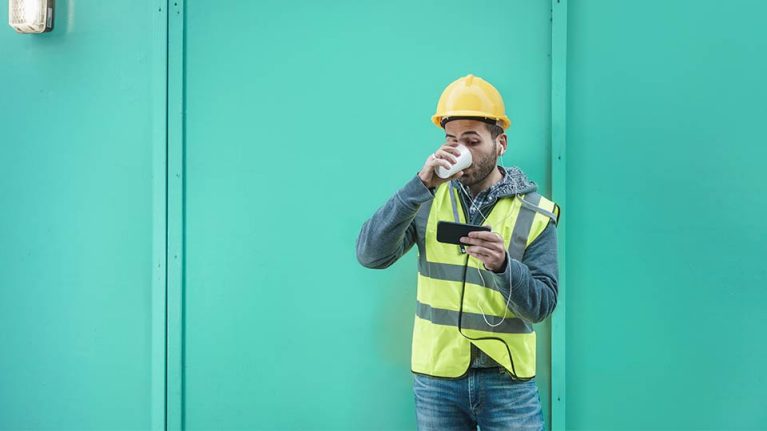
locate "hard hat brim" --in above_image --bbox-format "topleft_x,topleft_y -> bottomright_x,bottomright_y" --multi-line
432,111 -> 511,130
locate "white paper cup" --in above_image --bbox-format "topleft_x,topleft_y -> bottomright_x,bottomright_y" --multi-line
435,144 -> 472,179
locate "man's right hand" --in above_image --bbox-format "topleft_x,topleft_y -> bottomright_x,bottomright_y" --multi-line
418,141 -> 465,189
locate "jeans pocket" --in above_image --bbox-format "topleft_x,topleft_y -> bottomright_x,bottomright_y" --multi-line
475,375 -> 543,431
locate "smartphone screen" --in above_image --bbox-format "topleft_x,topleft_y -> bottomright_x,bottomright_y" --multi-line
436,221 -> 491,245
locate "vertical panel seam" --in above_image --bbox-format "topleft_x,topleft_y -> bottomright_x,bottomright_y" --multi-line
151,0 -> 169,430
550,0 -> 567,430
167,0 -> 185,429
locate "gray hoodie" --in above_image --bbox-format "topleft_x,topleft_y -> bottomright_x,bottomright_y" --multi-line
356,166 -> 559,370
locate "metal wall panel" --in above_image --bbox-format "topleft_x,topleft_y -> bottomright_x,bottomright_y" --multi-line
0,1 -> 166,429
565,1 -> 767,429
182,1 -> 554,429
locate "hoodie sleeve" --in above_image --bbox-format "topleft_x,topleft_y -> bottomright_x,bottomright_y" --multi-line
487,220 -> 559,323
356,174 -> 435,269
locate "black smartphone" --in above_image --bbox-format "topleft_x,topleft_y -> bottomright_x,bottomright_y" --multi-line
436,221 -> 491,245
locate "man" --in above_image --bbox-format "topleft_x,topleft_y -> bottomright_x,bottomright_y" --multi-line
356,74 -> 560,431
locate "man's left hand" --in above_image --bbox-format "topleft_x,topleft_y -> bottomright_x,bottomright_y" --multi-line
460,227 -> 508,272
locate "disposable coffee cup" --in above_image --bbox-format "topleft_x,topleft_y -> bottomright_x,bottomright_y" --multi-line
435,144 -> 472,179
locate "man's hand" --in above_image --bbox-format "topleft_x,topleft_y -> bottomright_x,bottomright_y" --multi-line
418,141 -> 465,189
460,227 -> 508,272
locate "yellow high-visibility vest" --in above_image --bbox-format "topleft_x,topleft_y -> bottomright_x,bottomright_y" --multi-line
411,181 -> 559,379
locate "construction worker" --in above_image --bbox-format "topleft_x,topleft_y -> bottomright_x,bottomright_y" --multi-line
356,74 -> 560,431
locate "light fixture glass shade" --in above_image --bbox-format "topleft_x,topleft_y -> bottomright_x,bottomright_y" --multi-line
9,0 -> 53,33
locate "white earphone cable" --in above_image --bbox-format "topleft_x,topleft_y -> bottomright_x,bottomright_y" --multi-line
454,175 -> 514,328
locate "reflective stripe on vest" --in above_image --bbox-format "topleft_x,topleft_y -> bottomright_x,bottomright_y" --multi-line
411,181 -> 557,379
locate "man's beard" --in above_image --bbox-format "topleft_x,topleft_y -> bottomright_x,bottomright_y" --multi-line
459,152 -> 497,188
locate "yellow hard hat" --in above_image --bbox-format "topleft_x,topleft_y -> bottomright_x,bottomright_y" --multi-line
431,74 -> 511,130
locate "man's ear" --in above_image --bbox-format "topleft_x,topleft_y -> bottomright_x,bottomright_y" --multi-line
496,133 -> 508,157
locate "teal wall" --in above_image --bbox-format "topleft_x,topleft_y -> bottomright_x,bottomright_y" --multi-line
565,0 -> 767,429
182,1 -> 552,429
2,0 -> 765,430
0,0 -> 164,429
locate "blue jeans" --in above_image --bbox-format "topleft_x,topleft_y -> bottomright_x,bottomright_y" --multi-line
412,368 -> 544,431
